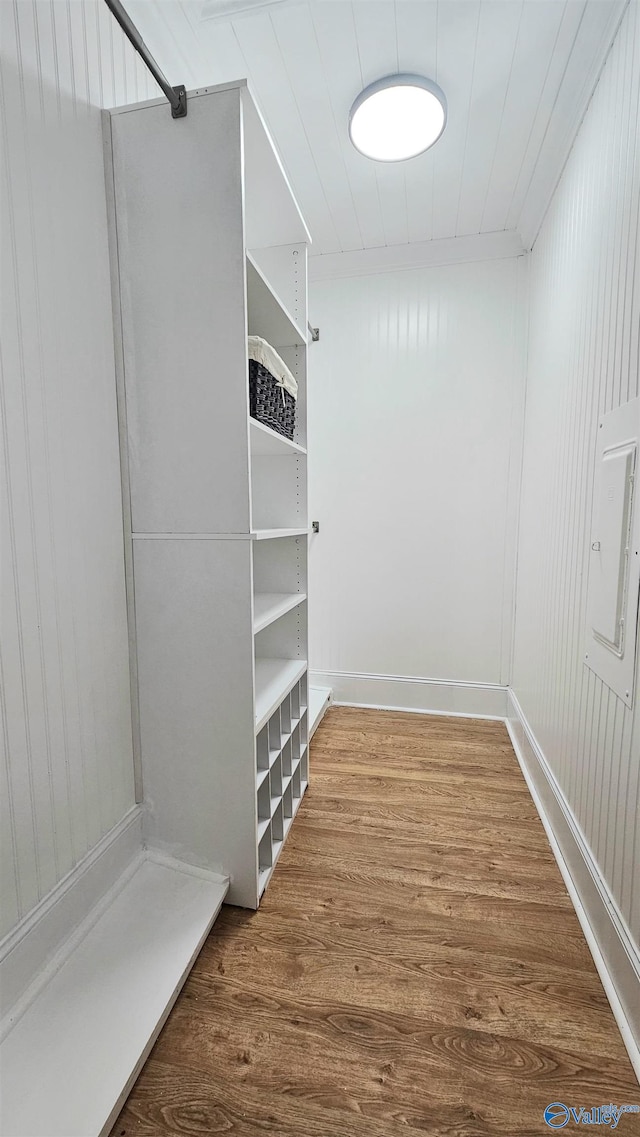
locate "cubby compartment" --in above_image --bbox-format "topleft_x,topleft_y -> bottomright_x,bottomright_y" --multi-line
258,827 -> 272,871
256,724 -> 270,773
270,754 -> 283,805
290,681 -> 301,722
280,692 -> 292,738
268,709 -> 281,755
282,737 -> 293,779
300,744 -> 309,789
272,800 -> 284,844
257,777 -> 271,840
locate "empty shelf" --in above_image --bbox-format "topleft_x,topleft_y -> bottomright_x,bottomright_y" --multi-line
250,418 -> 306,457
255,658 -> 307,733
251,528 -> 309,540
246,252 -> 307,348
253,592 -> 306,634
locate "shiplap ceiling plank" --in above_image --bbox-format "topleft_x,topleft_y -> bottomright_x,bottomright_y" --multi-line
310,1 -> 386,249
130,0 -> 629,254
454,0 -> 524,236
480,0 -> 571,234
395,1 -> 438,243
350,1 -> 410,248
431,0 -> 482,240
269,3 -> 364,250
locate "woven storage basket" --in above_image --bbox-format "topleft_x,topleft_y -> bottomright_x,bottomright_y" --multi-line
249,359 -> 296,440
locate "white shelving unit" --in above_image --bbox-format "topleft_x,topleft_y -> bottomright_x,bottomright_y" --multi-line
104,80 -> 311,908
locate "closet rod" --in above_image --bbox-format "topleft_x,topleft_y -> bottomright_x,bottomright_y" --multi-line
103,0 -> 187,118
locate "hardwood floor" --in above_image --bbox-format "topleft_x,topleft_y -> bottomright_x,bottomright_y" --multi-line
110,708 -> 639,1137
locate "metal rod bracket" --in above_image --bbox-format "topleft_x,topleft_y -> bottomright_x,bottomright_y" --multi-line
172,86 -> 188,119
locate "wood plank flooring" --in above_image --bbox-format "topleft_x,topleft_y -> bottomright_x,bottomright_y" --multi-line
110,708 -> 639,1137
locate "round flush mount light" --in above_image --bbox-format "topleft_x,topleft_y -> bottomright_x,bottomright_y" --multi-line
349,73 -> 447,162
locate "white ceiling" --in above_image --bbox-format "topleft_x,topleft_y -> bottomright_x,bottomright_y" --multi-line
129,0 -> 628,256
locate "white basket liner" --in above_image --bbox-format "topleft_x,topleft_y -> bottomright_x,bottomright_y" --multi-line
248,336 -> 298,400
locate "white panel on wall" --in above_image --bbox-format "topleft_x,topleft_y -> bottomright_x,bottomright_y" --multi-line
0,0 -> 157,942
512,1 -> 640,944
308,254 -> 527,689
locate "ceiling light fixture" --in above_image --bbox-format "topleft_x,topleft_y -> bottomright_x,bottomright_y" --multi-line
349,74 -> 447,162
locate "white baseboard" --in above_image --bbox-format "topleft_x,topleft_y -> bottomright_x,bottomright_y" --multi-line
309,685 -> 332,737
0,806 -> 143,1024
506,689 -> 640,1082
310,669 -> 508,719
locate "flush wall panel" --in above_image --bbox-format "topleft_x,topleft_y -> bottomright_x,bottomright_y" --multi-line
0,0 -> 157,941
308,254 -> 527,689
511,1 -> 640,944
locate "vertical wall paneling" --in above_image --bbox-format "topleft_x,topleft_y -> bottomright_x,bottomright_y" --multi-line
308,253 -> 527,693
0,0 -> 156,942
512,1 -> 640,946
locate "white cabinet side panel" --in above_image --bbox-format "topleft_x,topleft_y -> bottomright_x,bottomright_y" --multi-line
133,539 -> 258,907
109,90 -> 251,535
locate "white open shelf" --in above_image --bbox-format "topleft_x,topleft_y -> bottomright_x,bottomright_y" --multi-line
251,528 -> 309,541
253,592 -> 306,634
249,417 -> 307,457
255,658 -> 307,732
0,856 -> 227,1137
246,252 -> 307,348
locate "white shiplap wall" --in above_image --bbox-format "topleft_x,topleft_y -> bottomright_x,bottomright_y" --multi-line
512,0 -> 640,945
0,0 -> 158,941
308,253 -> 527,694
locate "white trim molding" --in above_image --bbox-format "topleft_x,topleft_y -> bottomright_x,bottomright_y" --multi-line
308,231 -> 525,283
506,689 -> 640,1082
0,807 -> 143,1025
310,670 -> 508,720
